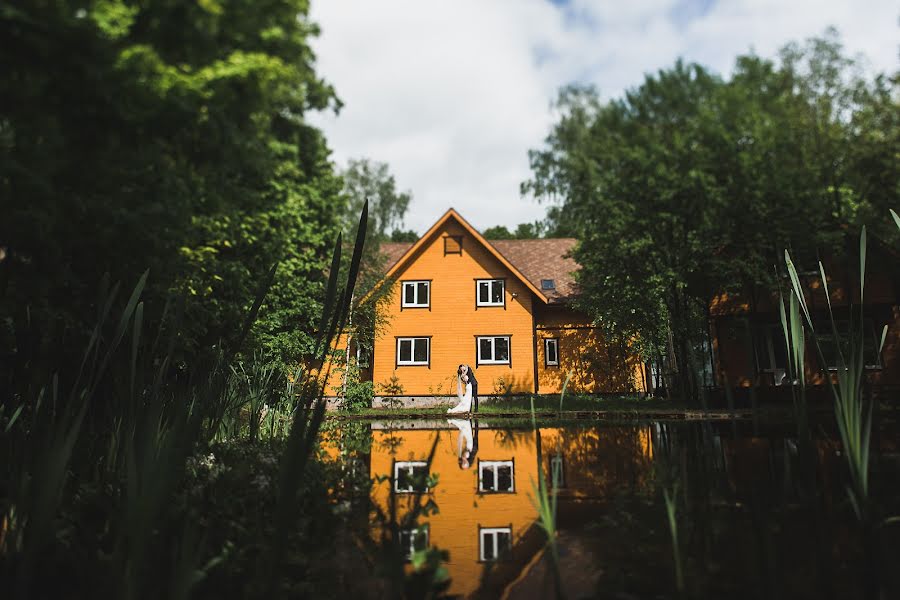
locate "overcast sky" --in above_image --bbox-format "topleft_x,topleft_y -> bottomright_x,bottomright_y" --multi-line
308,0 -> 899,234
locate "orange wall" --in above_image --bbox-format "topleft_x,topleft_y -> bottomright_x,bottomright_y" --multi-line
373,221 -> 538,395
535,306 -> 643,394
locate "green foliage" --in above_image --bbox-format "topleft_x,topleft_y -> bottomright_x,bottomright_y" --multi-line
523,29 -> 897,401
0,0 -> 344,380
390,229 -> 420,242
378,372 -> 406,396
0,203 -> 369,598
332,360 -> 374,411
482,220 -> 547,240
337,158 -> 414,361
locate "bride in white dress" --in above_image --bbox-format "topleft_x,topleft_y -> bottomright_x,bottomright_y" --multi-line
447,372 -> 473,414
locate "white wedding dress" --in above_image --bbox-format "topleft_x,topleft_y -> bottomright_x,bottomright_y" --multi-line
447,419 -> 474,455
447,381 -> 473,414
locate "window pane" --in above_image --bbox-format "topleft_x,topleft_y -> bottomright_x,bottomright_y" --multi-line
399,340 -> 412,362
498,466 -> 512,491
482,467 -> 495,490
404,284 -> 415,305
479,282 -> 488,303
491,281 -> 504,303
819,334 -> 838,369
414,529 -> 427,551
479,338 -> 492,361
770,328 -> 787,369
413,339 -> 428,363
482,532 -> 494,560
400,530 -> 413,558
497,531 -> 510,555
397,468 -> 412,490
417,282 -> 428,304
495,338 -> 509,362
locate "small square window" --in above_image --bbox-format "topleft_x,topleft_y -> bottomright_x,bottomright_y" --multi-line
399,526 -> 429,560
479,460 -> 515,493
397,337 -> 430,366
476,279 -> 505,307
480,527 -> 512,561
401,281 -> 430,308
544,338 -> 559,367
540,279 -> 555,290
444,236 -> 463,255
477,336 -> 510,365
395,461 -> 429,493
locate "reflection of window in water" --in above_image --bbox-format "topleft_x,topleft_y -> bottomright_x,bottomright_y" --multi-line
549,455 -> 566,488
399,525 -> 429,561
394,461 -> 429,493
479,460 -> 514,492
480,527 -> 512,561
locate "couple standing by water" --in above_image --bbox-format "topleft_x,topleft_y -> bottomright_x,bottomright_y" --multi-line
447,363 -> 478,414
448,363 -> 479,470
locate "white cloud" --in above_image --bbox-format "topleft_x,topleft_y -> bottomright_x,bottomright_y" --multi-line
307,0 -> 899,234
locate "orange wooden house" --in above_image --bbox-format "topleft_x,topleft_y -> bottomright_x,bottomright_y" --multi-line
334,209 -> 645,401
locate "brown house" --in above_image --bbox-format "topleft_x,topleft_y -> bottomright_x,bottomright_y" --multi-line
709,240 -> 900,396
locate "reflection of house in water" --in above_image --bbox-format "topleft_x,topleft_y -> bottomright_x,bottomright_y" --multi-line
366,421 -> 655,598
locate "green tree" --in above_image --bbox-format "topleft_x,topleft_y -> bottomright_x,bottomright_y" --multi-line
336,158 -> 415,392
482,226 -> 514,240
390,229 -> 419,242
482,221 -> 546,240
0,0 -> 343,379
523,30 -> 896,403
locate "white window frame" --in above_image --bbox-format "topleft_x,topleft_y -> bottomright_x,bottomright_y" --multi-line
544,338 -> 559,366
479,527 -> 512,562
476,279 -> 505,307
549,455 -> 566,488
394,461 -> 429,493
477,336 -> 511,365
399,525 -> 429,560
478,460 -> 515,493
396,337 -> 430,366
401,280 -> 430,308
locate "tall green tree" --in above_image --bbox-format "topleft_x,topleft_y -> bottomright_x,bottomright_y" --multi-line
337,158 -> 415,370
523,30 -> 897,402
0,0 -> 344,379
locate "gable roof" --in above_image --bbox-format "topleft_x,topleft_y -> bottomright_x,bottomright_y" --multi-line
382,208 -> 550,303
377,210 -> 580,305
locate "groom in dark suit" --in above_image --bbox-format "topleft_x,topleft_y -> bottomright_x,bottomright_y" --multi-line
458,364 -> 478,413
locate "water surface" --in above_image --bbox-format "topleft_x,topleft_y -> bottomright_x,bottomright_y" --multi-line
320,418 -> 900,599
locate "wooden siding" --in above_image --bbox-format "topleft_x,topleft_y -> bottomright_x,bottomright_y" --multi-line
711,249 -> 900,387
535,305 -> 643,394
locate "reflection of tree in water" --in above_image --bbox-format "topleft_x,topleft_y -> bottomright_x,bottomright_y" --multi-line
548,424 -> 655,498
492,425 -> 536,451
378,430 -> 405,455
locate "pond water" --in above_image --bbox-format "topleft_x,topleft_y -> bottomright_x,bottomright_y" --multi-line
319,418 -> 900,599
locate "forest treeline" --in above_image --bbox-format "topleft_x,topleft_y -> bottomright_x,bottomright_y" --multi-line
523,29 -> 898,399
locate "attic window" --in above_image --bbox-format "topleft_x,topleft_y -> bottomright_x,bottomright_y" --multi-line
444,235 -> 463,255
540,279 -> 556,290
